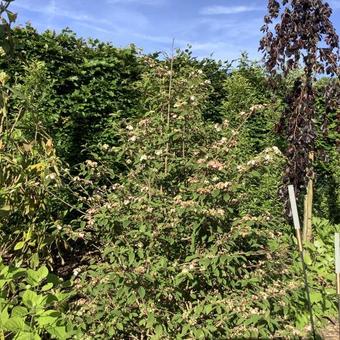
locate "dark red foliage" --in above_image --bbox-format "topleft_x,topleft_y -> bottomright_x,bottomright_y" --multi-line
260,0 -> 339,200
260,0 -> 339,77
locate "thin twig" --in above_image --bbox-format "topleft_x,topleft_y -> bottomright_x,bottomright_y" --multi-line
165,38 -> 175,175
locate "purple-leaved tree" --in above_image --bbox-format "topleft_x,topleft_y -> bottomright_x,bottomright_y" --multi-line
260,0 -> 339,240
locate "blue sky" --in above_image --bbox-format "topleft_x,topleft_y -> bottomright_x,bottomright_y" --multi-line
11,0 -> 340,61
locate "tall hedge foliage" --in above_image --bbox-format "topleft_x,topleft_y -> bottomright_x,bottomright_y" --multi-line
2,25 -> 144,164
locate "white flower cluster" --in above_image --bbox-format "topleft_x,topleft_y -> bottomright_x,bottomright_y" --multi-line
0,71 -> 9,86
174,100 -> 187,109
239,104 -> 266,118
174,195 -> 197,208
138,118 -> 150,127
207,160 -> 224,171
187,176 -> 199,184
143,57 -> 157,68
249,104 -> 266,112
212,136 -> 231,150
140,154 -> 148,162
45,173 -> 57,181
85,160 -> 98,168
237,146 -> 283,172
205,208 -> 225,217
196,181 -> 231,195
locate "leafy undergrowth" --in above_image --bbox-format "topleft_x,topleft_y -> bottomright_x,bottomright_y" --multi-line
0,262 -> 78,339
69,218 -> 338,339
1,218 -> 338,339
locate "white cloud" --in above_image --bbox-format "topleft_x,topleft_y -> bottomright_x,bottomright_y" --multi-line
187,41 -> 230,52
13,1 -> 101,23
133,33 -> 174,44
199,17 -> 263,38
200,5 -> 262,15
107,0 -> 165,5
180,41 -> 253,61
13,0 -> 150,31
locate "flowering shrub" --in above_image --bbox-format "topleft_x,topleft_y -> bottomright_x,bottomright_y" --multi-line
60,53 -> 337,338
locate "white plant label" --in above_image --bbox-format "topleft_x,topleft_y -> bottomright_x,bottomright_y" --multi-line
335,233 -> 340,274
288,185 -> 300,230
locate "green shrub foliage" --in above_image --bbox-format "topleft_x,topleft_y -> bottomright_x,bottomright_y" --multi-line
0,5 -> 339,338
2,25 -> 144,165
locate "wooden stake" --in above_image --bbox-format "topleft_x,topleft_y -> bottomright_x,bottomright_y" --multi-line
334,233 -> 340,339
303,151 -> 314,242
288,185 -> 316,340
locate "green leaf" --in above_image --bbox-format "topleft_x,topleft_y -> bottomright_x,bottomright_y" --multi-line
223,194 -> 230,202
49,291 -> 70,303
138,287 -> 146,299
11,306 -> 28,317
128,252 -> 135,265
117,323 -> 124,331
14,332 -> 41,340
0,279 -> 9,289
155,324 -> 163,337
310,291 -> 323,304
6,11 -> 18,23
27,269 -> 40,286
47,326 -> 69,340
181,324 -> 190,335
244,314 -> 261,326
37,315 -> 58,327
27,266 -> 48,286
212,190 -> 220,198
0,306 -> 9,326
31,253 -> 40,269
0,205 -> 11,217
146,313 -> 155,328
37,266 -> 49,281
194,329 -> 205,338
14,242 -> 25,251
304,252 -> 312,266
41,282 -> 53,291
4,317 -> 28,332
22,290 -> 38,308
204,304 -> 213,314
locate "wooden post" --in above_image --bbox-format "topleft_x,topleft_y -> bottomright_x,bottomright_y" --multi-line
334,233 -> 340,338
303,151 -> 314,242
288,185 -> 316,339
